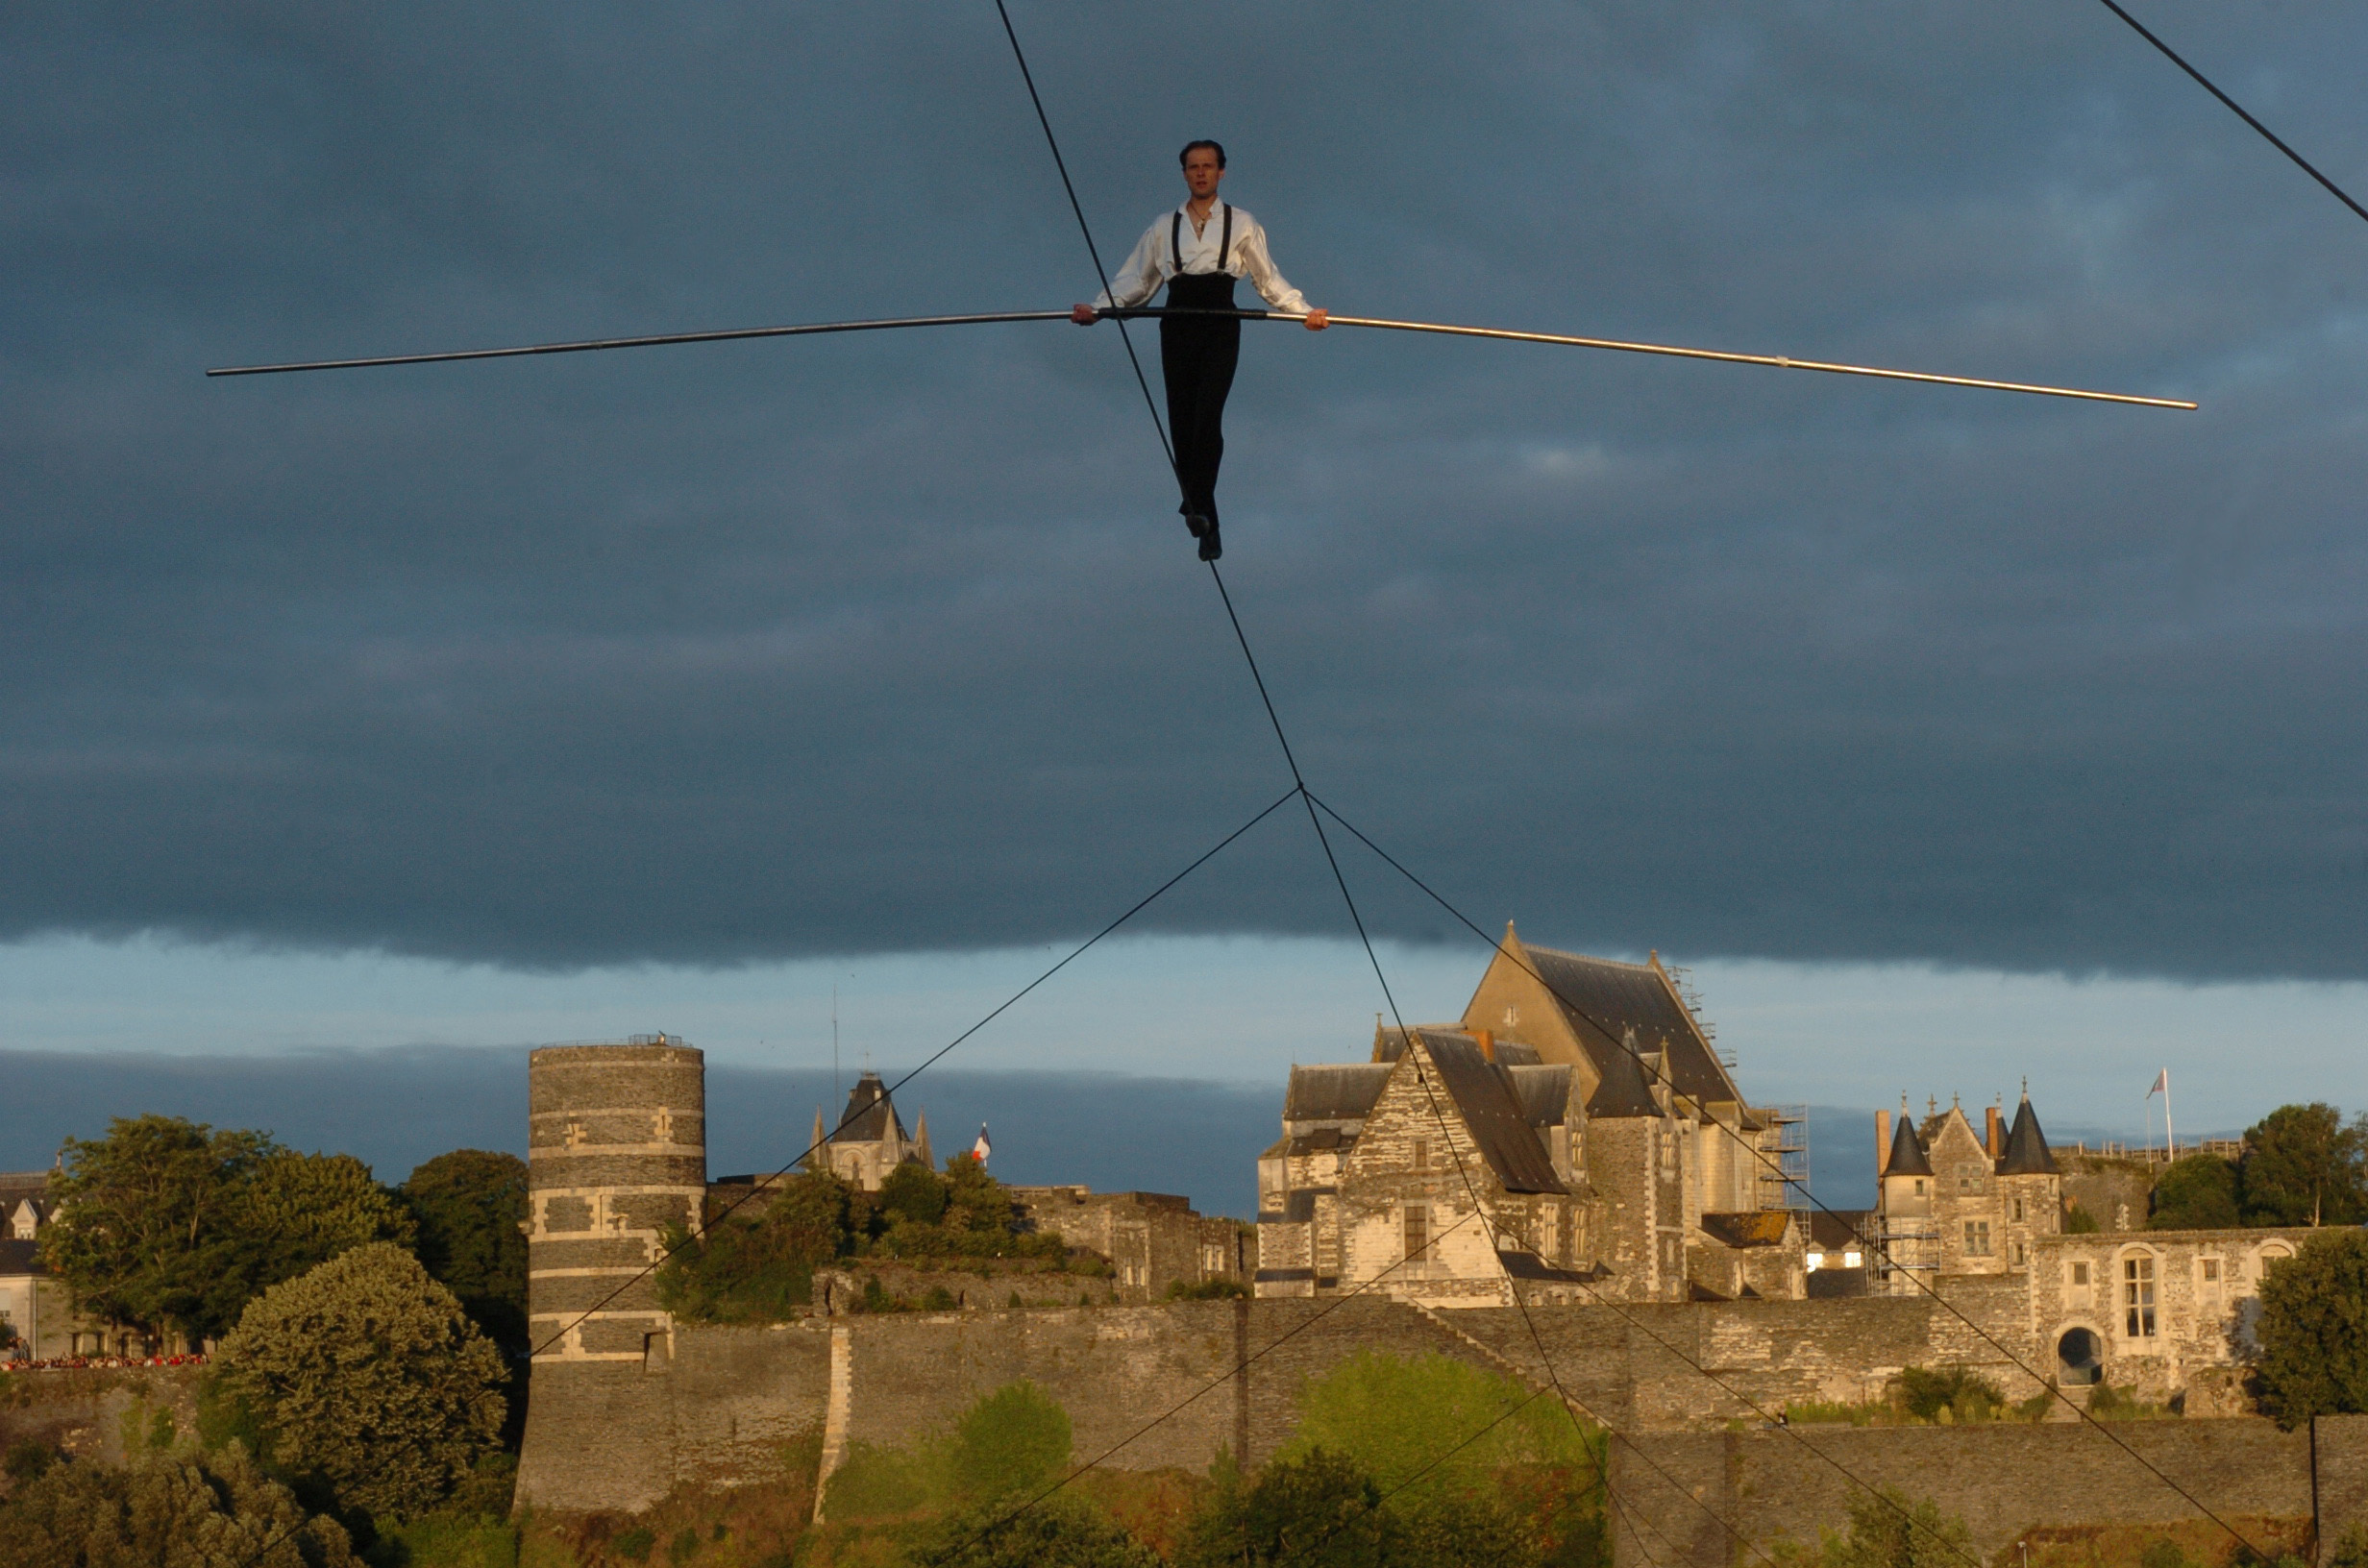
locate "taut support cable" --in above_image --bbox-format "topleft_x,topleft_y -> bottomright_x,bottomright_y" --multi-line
2095,0 -> 2368,230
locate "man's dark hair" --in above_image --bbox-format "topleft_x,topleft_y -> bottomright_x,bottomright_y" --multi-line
1179,139 -> 1227,169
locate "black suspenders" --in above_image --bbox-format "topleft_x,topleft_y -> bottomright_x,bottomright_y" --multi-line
1171,204 -> 1234,274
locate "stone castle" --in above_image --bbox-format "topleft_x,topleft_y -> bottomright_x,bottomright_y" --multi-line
513,932 -> 2319,1532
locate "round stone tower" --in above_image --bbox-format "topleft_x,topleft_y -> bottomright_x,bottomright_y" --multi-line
526,1036 -> 706,1367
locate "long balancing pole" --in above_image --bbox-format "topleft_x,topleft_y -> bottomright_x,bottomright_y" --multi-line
205,306 -> 2197,410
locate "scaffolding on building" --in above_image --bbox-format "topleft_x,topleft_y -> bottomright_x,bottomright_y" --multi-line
1760,1103 -> 1810,1209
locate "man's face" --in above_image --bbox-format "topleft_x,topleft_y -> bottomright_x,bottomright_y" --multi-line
1182,149 -> 1224,201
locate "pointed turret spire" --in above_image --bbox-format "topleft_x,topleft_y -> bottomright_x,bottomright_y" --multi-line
914,1110 -> 934,1171
809,1109 -> 828,1169
1999,1090 -> 2058,1175
1887,1109 -> 1935,1178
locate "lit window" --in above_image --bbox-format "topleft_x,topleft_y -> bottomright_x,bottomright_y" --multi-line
1806,1250 -> 1825,1271
2124,1256 -> 2157,1338
1843,1250 -> 1862,1267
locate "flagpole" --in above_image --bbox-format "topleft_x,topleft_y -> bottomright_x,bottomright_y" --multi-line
2164,1071 -> 2174,1156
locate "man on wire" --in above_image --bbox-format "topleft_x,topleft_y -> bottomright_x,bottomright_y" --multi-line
1073,140 -> 1327,561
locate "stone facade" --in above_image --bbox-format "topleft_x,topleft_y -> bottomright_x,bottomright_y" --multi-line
525,1038 -> 707,1369
1254,936 -> 1807,1307
2033,1228 -> 2309,1403
804,1071 -> 930,1193
1006,1187 -> 1249,1302
1871,1092 -> 2062,1293
0,1171 -> 156,1360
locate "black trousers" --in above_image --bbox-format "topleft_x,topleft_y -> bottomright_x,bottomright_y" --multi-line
1160,273 -> 1241,520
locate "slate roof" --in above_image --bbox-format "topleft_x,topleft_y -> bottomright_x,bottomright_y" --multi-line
831,1072 -> 907,1144
1420,1033 -> 1566,1194
1698,1211 -> 1793,1248
0,1238 -> 42,1277
1374,1026 -> 1541,1069
1285,1065 -> 1393,1125
1505,1065 -> 1576,1128
1885,1113 -> 1934,1178
1584,1035 -> 1663,1119
1809,1210 -> 1876,1250
1521,945 -> 1739,1106
1998,1095 -> 2058,1175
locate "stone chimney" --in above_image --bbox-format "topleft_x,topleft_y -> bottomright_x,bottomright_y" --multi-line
1986,1105 -> 2004,1158
1876,1109 -> 1891,1176
1474,1029 -> 1495,1062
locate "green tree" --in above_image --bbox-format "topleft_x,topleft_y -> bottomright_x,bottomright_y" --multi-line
880,1161 -> 950,1227
2063,1202 -> 2101,1235
1176,1450 -> 1385,1568
402,1150 -> 530,1354
215,1242 -> 507,1520
1821,1486 -> 1975,1568
2254,1229 -> 2368,1428
2241,1104 -> 2367,1227
1279,1351 -> 1597,1502
2150,1155 -> 2242,1231
943,1154 -> 1014,1237
657,1170 -> 855,1323
222,1152 -> 415,1329
37,1118 -> 412,1345
946,1382 -> 1072,1504
37,1115 -> 278,1342
0,1444 -> 359,1568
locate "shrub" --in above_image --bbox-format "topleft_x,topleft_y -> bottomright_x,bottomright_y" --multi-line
1279,1351 -> 1597,1502
947,1381 -> 1072,1503
2256,1229 -> 2368,1427
0,1444 -> 360,1568
3,1438 -> 57,1484
1896,1366 -> 2005,1424
1176,1448 -> 1384,1568
2328,1524 -> 2368,1568
1822,1485 -> 1974,1568
215,1241 -> 507,1520
2140,1540 -> 2189,1568
1164,1279 -> 1249,1301
2063,1203 -> 2102,1235
880,1162 -> 950,1227
906,1494 -> 1160,1568
612,1526 -> 656,1562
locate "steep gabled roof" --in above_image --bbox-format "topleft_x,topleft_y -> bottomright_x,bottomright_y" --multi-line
1519,944 -> 1739,1105
831,1072 -> 907,1144
1505,1065 -> 1576,1128
1418,1034 -> 1566,1195
0,1237 -> 42,1277
1885,1113 -> 1934,1178
1998,1095 -> 2058,1175
1585,1035 -> 1663,1119
1286,1064 -> 1394,1124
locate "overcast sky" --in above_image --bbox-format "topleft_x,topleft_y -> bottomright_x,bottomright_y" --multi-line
7,4 -> 2367,1168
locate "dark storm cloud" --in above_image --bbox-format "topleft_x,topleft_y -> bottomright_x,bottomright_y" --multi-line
7,3 -> 2368,976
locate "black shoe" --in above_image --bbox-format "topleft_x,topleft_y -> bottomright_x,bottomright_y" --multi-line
1198,523 -> 1222,562
1184,511 -> 1212,539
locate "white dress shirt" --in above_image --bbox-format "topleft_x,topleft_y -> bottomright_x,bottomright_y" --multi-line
1094,203 -> 1312,315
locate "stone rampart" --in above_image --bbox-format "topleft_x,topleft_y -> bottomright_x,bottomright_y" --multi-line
1609,1416 -> 2365,1568
516,1282 -> 2080,1515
